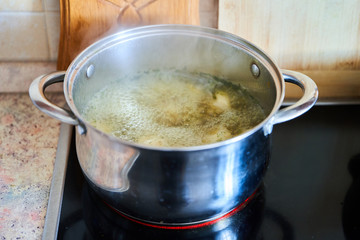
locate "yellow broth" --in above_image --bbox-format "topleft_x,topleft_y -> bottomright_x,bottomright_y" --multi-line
81,70 -> 266,147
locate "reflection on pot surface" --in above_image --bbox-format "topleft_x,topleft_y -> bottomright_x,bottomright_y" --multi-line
82,183 -> 266,240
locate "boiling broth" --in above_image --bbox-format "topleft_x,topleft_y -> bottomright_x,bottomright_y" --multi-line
81,70 -> 266,147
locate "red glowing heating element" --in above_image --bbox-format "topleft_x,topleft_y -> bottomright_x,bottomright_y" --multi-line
104,189 -> 258,230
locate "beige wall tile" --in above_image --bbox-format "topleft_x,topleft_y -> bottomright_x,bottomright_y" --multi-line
45,12 -> 60,61
0,12 -> 49,61
43,0 -> 59,11
0,62 -> 58,92
0,0 -> 43,12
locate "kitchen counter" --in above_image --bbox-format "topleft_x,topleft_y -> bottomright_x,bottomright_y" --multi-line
0,93 -> 64,239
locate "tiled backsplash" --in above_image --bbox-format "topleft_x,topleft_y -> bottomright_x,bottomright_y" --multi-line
0,0 -> 59,61
0,0 -> 60,92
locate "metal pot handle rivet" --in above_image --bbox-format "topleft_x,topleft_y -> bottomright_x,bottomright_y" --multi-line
86,64 -> 95,78
272,69 -> 319,125
29,71 -> 79,126
251,63 -> 260,78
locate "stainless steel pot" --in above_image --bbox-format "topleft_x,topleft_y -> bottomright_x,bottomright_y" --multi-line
29,25 -> 318,225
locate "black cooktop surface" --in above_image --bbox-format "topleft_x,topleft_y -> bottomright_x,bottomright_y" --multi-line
56,105 -> 360,239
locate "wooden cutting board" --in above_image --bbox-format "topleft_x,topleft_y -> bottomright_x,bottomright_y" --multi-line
57,0 -> 360,102
218,0 -> 360,103
57,0 -> 201,71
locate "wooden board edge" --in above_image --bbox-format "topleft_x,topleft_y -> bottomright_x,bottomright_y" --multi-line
284,70 -> 360,103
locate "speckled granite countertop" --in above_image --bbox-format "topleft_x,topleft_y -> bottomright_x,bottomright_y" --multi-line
0,93 -> 64,239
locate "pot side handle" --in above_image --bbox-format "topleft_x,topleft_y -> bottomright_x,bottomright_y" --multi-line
272,70 -> 319,125
29,71 -> 79,125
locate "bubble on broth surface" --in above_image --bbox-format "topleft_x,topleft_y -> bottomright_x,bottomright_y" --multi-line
81,70 -> 266,147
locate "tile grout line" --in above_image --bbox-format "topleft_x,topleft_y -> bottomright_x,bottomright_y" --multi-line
44,12 -> 52,61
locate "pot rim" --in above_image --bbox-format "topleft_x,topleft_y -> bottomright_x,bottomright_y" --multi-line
64,24 -> 284,151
